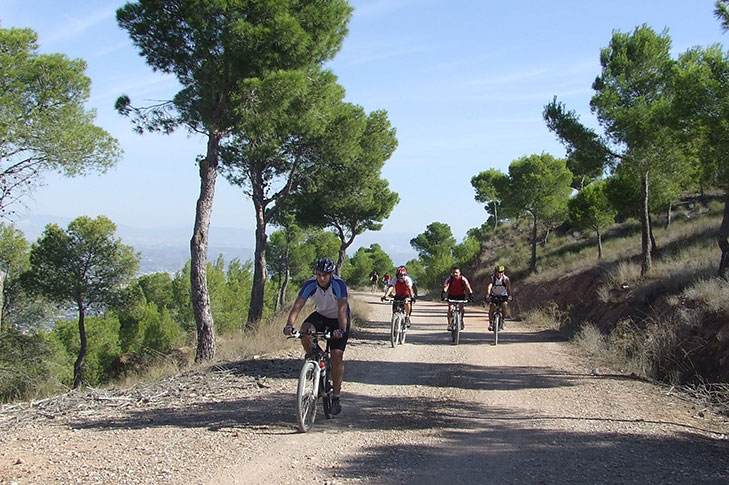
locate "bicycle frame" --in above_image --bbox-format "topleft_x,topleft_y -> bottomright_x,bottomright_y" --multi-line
490,295 -> 508,346
384,298 -> 408,347
447,299 -> 468,345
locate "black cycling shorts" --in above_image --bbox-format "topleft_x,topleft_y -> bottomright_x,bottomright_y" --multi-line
303,311 -> 350,352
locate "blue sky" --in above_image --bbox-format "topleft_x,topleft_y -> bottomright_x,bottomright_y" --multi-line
2,1 -> 727,263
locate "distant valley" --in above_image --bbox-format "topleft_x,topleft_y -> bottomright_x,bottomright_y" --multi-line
14,215 -> 417,275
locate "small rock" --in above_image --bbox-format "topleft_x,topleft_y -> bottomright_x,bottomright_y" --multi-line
15,458 -> 24,465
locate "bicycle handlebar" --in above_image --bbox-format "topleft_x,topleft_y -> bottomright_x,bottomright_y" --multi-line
289,330 -> 332,340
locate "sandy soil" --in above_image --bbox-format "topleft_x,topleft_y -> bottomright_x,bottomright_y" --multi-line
2,291 -> 728,484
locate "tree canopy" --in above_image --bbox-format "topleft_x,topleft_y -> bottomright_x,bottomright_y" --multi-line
0,27 -> 121,218
505,153 -> 572,272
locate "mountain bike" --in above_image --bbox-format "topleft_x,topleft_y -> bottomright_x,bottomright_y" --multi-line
289,330 -> 333,432
384,297 -> 409,347
447,298 -> 468,345
490,295 -> 508,345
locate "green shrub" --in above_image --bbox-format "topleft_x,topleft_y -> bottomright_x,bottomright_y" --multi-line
138,303 -> 184,354
51,314 -> 122,386
0,328 -> 71,402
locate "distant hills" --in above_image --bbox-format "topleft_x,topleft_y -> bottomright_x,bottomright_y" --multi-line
14,215 -> 417,275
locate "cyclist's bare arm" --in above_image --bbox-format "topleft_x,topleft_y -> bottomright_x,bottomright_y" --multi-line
336,297 -> 348,333
287,296 -> 307,328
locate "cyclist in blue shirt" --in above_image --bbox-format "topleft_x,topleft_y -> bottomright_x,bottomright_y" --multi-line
284,258 -> 349,415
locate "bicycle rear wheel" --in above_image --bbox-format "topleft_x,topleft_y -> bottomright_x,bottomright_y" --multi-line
452,311 -> 461,345
296,360 -> 318,432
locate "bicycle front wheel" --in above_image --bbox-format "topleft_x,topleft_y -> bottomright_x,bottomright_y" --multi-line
391,313 -> 400,348
452,311 -> 461,345
493,312 -> 501,346
296,360 -> 318,432
322,364 -> 332,419
399,316 -> 407,345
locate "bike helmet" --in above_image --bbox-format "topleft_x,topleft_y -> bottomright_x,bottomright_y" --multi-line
495,265 -> 505,273
313,258 -> 335,273
396,266 -> 407,278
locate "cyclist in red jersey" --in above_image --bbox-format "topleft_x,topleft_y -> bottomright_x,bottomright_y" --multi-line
441,267 -> 474,331
381,266 -> 416,327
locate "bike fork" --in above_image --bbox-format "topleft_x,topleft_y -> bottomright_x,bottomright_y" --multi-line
311,362 -> 322,399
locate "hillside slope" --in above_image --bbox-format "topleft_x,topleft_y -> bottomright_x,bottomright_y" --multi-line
469,197 -> 729,385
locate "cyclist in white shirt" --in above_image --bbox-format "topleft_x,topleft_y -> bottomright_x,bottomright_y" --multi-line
284,258 -> 349,415
486,265 -> 512,331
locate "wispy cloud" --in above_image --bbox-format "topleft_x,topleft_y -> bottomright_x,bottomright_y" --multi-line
90,40 -> 132,60
463,68 -> 551,87
91,74 -> 180,105
339,42 -> 434,66
43,7 -> 115,45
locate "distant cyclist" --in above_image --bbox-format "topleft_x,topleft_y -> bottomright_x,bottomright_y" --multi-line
486,265 -> 512,331
381,266 -> 415,327
284,258 -> 349,416
441,267 -> 474,331
369,271 -> 379,292
382,272 -> 391,290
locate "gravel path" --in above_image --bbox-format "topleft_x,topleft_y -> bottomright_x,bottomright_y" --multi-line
2,291 -> 728,484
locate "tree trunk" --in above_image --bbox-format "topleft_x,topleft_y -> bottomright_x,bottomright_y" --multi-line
0,271 -> 5,333
541,226 -> 551,246
640,172 -> 652,276
281,265 -> 290,307
492,202 -> 498,230
530,213 -> 538,272
335,230 -> 356,276
248,203 -> 268,325
274,273 -> 282,313
281,237 -> 291,308
595,226 -> 603,260
336,244 -> 347,276
665,202 -> 672,229
648,213 -> 657,258
718,191 -> 729,280
191,135 -> 219,362
73,306 -> 87,389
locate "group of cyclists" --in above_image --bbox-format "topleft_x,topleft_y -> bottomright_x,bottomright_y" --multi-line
283,257 -> 512,418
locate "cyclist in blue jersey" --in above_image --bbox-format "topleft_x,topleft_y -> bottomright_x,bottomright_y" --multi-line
284,258 -> 349,416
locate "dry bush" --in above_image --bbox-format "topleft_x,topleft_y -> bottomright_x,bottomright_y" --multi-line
597,261 -> 641,302
572,323 -> 608,357
678,379 -> 729,414
680,277 -> 729,315
522,301 -> 570,332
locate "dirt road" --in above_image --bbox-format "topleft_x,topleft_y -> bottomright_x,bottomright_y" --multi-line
2,291 -> 729,484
